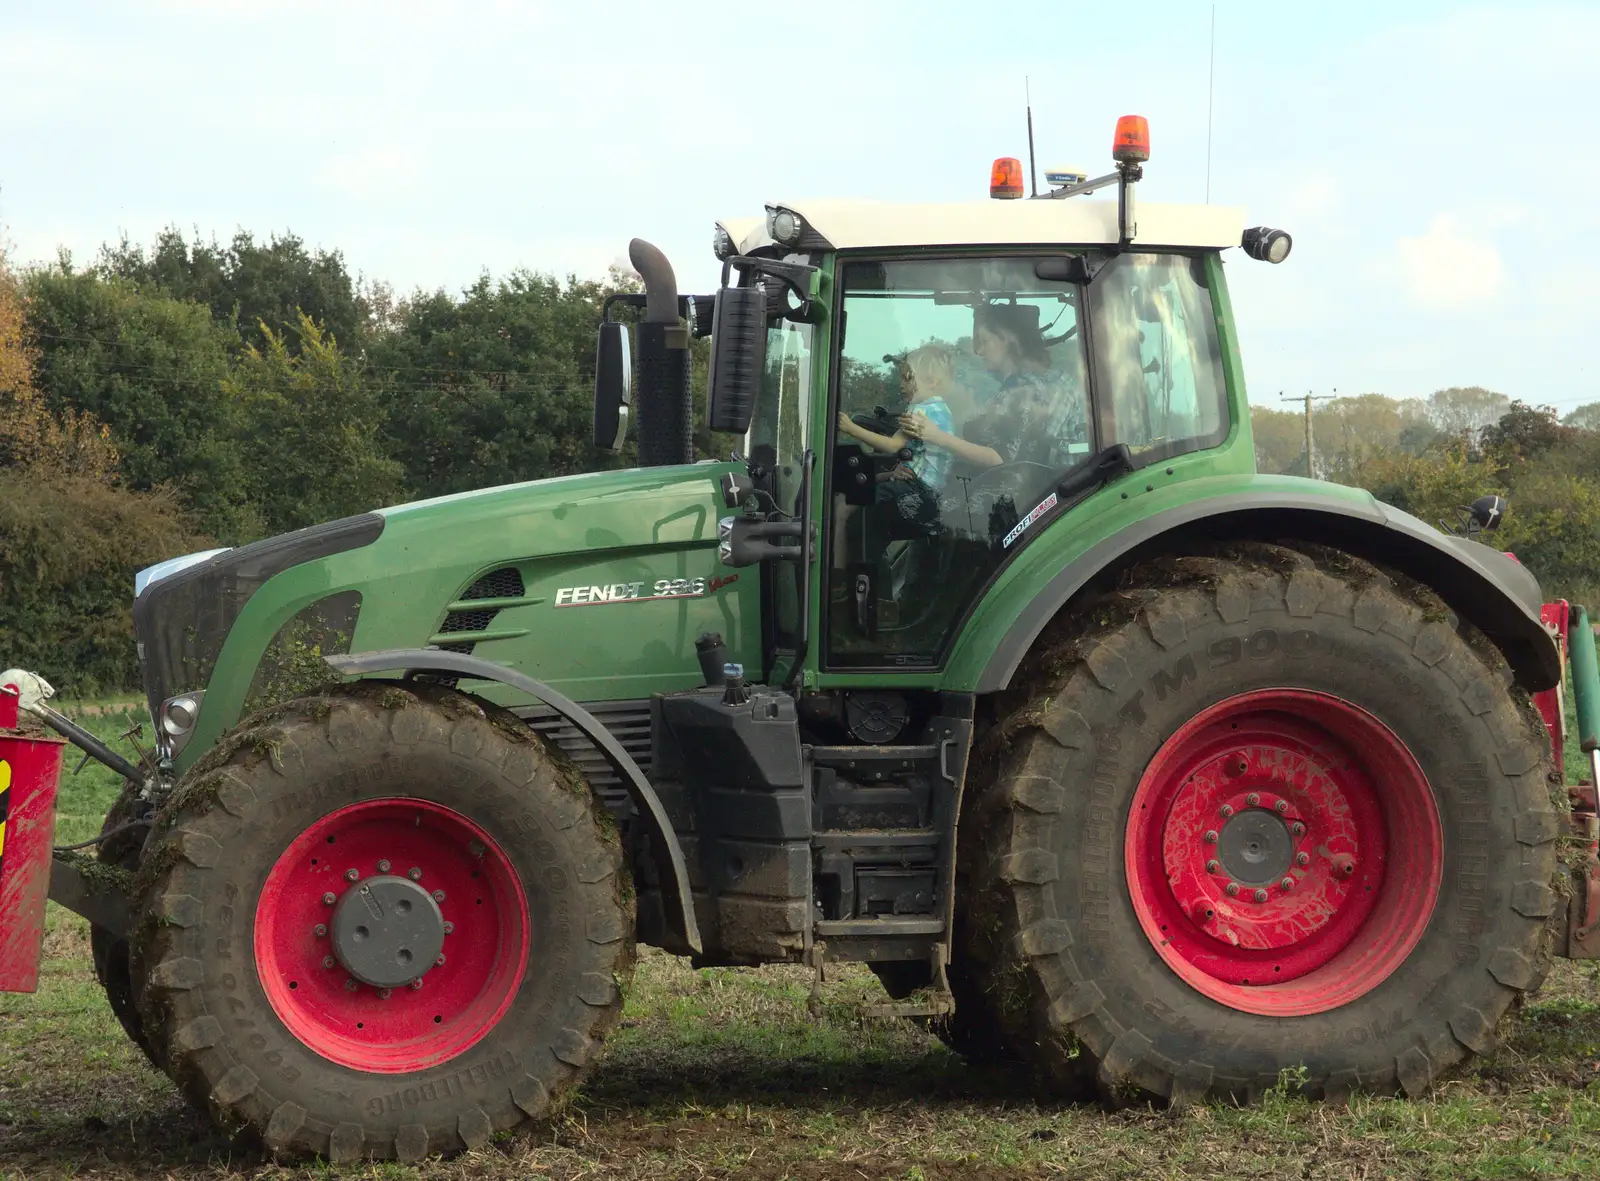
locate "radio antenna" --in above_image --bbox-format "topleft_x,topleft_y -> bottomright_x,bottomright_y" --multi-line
1205,5 -> 1216,202
1025,76 -> 1038,198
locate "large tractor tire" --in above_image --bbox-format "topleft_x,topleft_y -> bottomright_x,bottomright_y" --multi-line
131,682 -> 634,1160
958,543 -> 1560,1104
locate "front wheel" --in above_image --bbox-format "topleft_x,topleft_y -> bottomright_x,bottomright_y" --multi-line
959,544 -> 1559,1102
133,683 -> 633,1160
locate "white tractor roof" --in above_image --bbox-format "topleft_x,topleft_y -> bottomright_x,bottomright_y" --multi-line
718,198 -> 1246,255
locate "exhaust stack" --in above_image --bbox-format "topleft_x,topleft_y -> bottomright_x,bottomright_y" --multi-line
628,239 -> 694,467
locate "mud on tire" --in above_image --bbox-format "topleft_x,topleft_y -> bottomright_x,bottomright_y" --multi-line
132,682 -> 634,1160
90,786 -> 157,1067
957,543 -> 1561,1103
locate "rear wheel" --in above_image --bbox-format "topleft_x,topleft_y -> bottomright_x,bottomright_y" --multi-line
133,682 -> 633,1160
959,544 -> 1560,1102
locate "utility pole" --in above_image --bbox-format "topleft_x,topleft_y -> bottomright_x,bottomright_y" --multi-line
1281,389 -> 1336,478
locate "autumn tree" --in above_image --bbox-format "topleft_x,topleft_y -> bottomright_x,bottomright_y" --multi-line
24,261 -> 254,538
1425,386 -> 1510,439
1,240 -> 206,693
1562,402 -> 1600,432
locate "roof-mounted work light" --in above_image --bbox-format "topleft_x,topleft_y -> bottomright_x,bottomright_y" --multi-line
1242,226 -> 1293,264
990,157 -> 1025,199
765,207 -> 805,247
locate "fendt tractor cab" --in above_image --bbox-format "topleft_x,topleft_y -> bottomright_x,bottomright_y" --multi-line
4,116 -> 1597,1161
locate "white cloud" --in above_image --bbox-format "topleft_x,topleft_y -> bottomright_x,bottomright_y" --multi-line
1395,214 -> 1505,311
318,147 -> 422,201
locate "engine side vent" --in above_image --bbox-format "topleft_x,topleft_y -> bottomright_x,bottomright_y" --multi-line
514,699 -> 651,822
463,567 -> 526,601
436,567 -> 526,655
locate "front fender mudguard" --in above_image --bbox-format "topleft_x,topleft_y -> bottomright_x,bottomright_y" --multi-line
326,649 -> 702,955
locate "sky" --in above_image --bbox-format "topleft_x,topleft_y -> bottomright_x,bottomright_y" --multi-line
2,1 -> 1596,411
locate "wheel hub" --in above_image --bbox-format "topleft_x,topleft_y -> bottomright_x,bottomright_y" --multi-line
254,798 -> 530,1073
1125,689 -> 1443,1017
1216,808 -> 1293,885
331,875 -> 445,988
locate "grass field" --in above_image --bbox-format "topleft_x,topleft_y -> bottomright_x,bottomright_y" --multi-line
1,708 -> 1597,1180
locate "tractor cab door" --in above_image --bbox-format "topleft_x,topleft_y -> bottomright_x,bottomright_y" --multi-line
822,251 -> 1229,670
746,312 -> 816,681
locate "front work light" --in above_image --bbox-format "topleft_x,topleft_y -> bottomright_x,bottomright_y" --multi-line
1242,226 -> 1293,263
990,157 -> 1025,199
713,224 -> 736,260
1112,115 -> 1150,164
767,207 -> 804,246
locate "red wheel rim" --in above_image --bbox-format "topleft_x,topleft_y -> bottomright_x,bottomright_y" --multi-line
1125,689 -> 1442,1016
254,799 -> 530,1072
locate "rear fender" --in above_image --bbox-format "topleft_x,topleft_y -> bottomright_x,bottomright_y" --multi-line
973,492 -> 1561,695
326,649 -> 702,955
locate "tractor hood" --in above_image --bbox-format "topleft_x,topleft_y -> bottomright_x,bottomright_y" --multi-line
138,461 -> 746,767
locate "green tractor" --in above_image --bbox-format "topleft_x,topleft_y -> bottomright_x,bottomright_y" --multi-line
17,114 -> 1598,1160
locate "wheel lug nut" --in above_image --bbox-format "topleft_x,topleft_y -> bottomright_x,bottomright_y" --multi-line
1203,830 -> 1219,844
322,892 -> 337,906
379,988 -> 392,999
345,868 -> 359,882
1280,877 -> 1295,891
1295,852 -> 1310,867
1253,888 -> 1269,902
408,867 -> 423,881
1274,799 -> 1288,813
377,859 -> 391,873
1225,882 -> 1241,897
1290,821 -> 1306,837
1219,804 -> 1234,818
432,889 -> 446,903
1245,793 -> 1260,807
435,954 -> 446,966
443,921 -> 454,934
409,979 -> 423,990
1205,859 -> 1221,874
322,955 -> 335,969
314,923 -> 327,937
345,978 -> 358,992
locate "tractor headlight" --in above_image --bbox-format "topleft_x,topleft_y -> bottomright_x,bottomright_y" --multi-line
1242,227 -> 1293,264
159,690 -> 205,756
713,224 -> 736,261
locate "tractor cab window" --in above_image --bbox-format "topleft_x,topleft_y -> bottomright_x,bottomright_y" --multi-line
1090,252 -> 1228,462
826,256 -> 1091,668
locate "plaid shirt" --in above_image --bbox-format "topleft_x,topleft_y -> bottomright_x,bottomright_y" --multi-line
966,373 -> 1088,467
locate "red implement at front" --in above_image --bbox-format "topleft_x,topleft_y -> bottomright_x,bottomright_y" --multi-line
0,684 -> 66,993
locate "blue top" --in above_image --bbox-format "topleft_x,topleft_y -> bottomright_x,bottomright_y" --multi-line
905,396 -> 954,489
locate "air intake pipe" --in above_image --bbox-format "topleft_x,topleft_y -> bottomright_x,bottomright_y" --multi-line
629,238 -> 694,467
